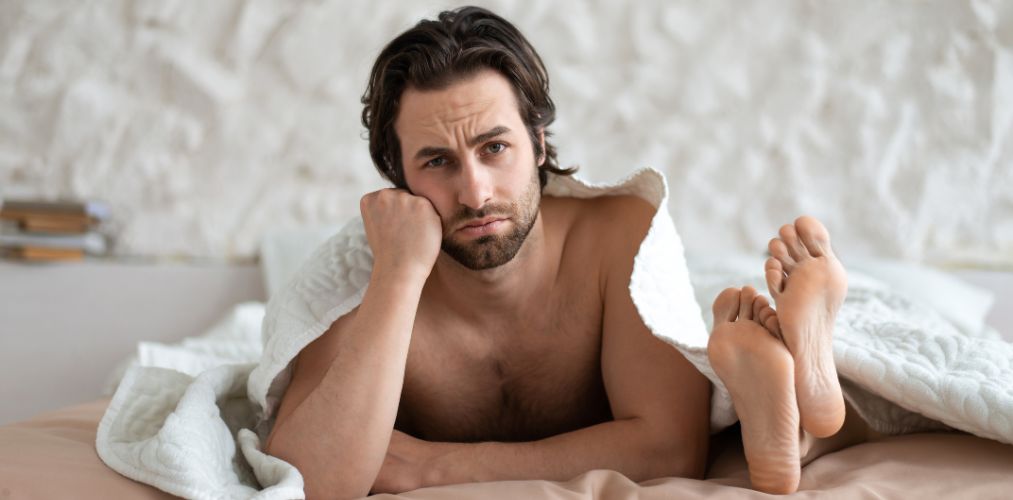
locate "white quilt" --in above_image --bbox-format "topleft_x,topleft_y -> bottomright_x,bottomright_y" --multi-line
97,169 -> 1013,499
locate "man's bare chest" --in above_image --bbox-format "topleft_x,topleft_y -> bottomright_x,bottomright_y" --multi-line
396,290 -> 613,442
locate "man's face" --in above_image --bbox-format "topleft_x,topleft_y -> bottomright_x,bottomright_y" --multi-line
395,69 -> 544,270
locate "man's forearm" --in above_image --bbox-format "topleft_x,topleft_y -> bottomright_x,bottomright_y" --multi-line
427,417 -> 705,486
267,271 -> 425,499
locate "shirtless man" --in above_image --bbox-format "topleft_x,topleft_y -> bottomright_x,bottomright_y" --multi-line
264,6 -> 852,498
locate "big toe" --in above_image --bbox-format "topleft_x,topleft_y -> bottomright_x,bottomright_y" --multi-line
713,287 -> 742,324
795,216 -> 832,257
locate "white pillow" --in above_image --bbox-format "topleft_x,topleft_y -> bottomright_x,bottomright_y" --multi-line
845,256 -> 996,337
259,223 -> 347,298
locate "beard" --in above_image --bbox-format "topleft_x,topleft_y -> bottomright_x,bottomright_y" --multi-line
440,169 -> 541,270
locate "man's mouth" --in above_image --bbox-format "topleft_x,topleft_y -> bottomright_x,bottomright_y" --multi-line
457,217 -> 508,236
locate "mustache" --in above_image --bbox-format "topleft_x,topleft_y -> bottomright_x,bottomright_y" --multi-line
447,203 -> 514,227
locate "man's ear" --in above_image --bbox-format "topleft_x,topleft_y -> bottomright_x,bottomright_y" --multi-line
536,128 -> 546,166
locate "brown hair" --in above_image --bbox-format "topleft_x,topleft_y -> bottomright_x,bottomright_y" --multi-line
361,6 -> 577,190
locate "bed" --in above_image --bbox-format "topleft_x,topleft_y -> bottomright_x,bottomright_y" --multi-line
3,397 -> 1013,499
1,243 -> 1012,498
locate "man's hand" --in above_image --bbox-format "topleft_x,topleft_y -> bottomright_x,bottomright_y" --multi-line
360,189 -> 442,282
372,430 -> 447,494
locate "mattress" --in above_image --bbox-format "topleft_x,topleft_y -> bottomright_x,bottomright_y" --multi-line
2,398 -> 1012,499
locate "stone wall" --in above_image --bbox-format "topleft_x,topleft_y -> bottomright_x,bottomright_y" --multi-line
1,0 -> 1010,266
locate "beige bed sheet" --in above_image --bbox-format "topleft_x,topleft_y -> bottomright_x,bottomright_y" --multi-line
2,399 -> 1012,499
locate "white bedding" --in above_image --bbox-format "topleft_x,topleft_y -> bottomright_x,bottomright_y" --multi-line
96,170 -> 1013,499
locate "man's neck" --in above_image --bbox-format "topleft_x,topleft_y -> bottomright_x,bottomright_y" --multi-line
424,209 -> 554,325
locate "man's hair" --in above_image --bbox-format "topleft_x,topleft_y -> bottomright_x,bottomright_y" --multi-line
361,6 -> 577,190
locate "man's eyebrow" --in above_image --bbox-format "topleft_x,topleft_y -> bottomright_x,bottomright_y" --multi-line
413,126 -> 511,160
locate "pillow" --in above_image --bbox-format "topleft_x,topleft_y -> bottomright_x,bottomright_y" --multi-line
259,223 -> 346,298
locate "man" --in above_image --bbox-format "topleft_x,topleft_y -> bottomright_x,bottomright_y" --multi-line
264,6 -> 852,498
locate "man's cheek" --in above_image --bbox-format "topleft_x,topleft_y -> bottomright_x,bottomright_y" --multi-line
407,187 -> 445,218
435,206 -> 459,235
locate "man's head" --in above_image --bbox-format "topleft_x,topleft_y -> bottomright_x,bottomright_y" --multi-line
361,6 -> 576,270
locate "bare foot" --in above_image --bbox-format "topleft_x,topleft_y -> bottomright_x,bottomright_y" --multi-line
766,216 -> 847,438
709,286 -> 801,494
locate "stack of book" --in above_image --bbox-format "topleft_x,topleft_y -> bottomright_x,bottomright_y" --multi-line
0,199 -> 111,261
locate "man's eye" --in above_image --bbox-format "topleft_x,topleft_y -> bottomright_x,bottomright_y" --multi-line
425,157 -> 446,168
486,143 -> 506,154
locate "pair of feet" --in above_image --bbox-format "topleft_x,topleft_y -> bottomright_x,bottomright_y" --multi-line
707,216 -> 848,494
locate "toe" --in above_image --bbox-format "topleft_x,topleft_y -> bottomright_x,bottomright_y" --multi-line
712,287 -> 742,325
752,295 -> 765,321
768,238 -> 796,272
765,257 -> 785,296
740,286 -> 757,320
778,223 -> 808,261
756,300 -> 783,340
753,294 -> 773,321
795,215 -> 832,257
764,315 -> 782,339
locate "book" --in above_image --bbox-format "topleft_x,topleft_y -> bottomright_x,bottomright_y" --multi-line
0,199 -> 111,221
1,246 -> 85,261
0,223 -> 108,255
0,199 -> 110,233
0,199 -> 113,261
17,214 -> 93,233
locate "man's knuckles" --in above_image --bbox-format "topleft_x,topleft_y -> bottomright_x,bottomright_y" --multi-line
361,189 -> 430,214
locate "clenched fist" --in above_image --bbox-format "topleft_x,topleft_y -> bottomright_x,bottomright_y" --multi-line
360,189 -> 442,284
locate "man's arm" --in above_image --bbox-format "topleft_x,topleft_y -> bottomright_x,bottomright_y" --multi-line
375,196 -> 712,490
265,189 -> 442,500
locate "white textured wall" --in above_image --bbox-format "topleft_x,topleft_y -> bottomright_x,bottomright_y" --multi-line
1,0 -> 1011,266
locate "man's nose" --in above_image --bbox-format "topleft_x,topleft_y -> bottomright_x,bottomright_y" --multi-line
456,158 -> 493,210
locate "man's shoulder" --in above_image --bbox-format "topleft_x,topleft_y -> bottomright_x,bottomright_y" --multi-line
568,194 -> 655,240
589,194 -> 655,221
547,194 -> 656,263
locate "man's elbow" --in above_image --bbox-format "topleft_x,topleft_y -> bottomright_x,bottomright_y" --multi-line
266,430 -> 376,500
281,453 -> 375,500
646,432 -> 709,480
304,479 -> 371,500
672,448 -> 708,480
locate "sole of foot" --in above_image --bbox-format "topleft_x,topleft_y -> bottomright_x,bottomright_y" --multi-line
709,286 -> 801,495
766,215 -> 848,438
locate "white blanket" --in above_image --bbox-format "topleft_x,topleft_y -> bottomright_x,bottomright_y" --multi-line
97,169 -> 1013,499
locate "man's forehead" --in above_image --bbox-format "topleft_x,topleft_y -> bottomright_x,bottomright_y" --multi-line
395,70 -> 523,140
408,95 -> 501,128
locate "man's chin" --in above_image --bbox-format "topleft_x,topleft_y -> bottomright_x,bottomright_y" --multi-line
441,236 -> 520,270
